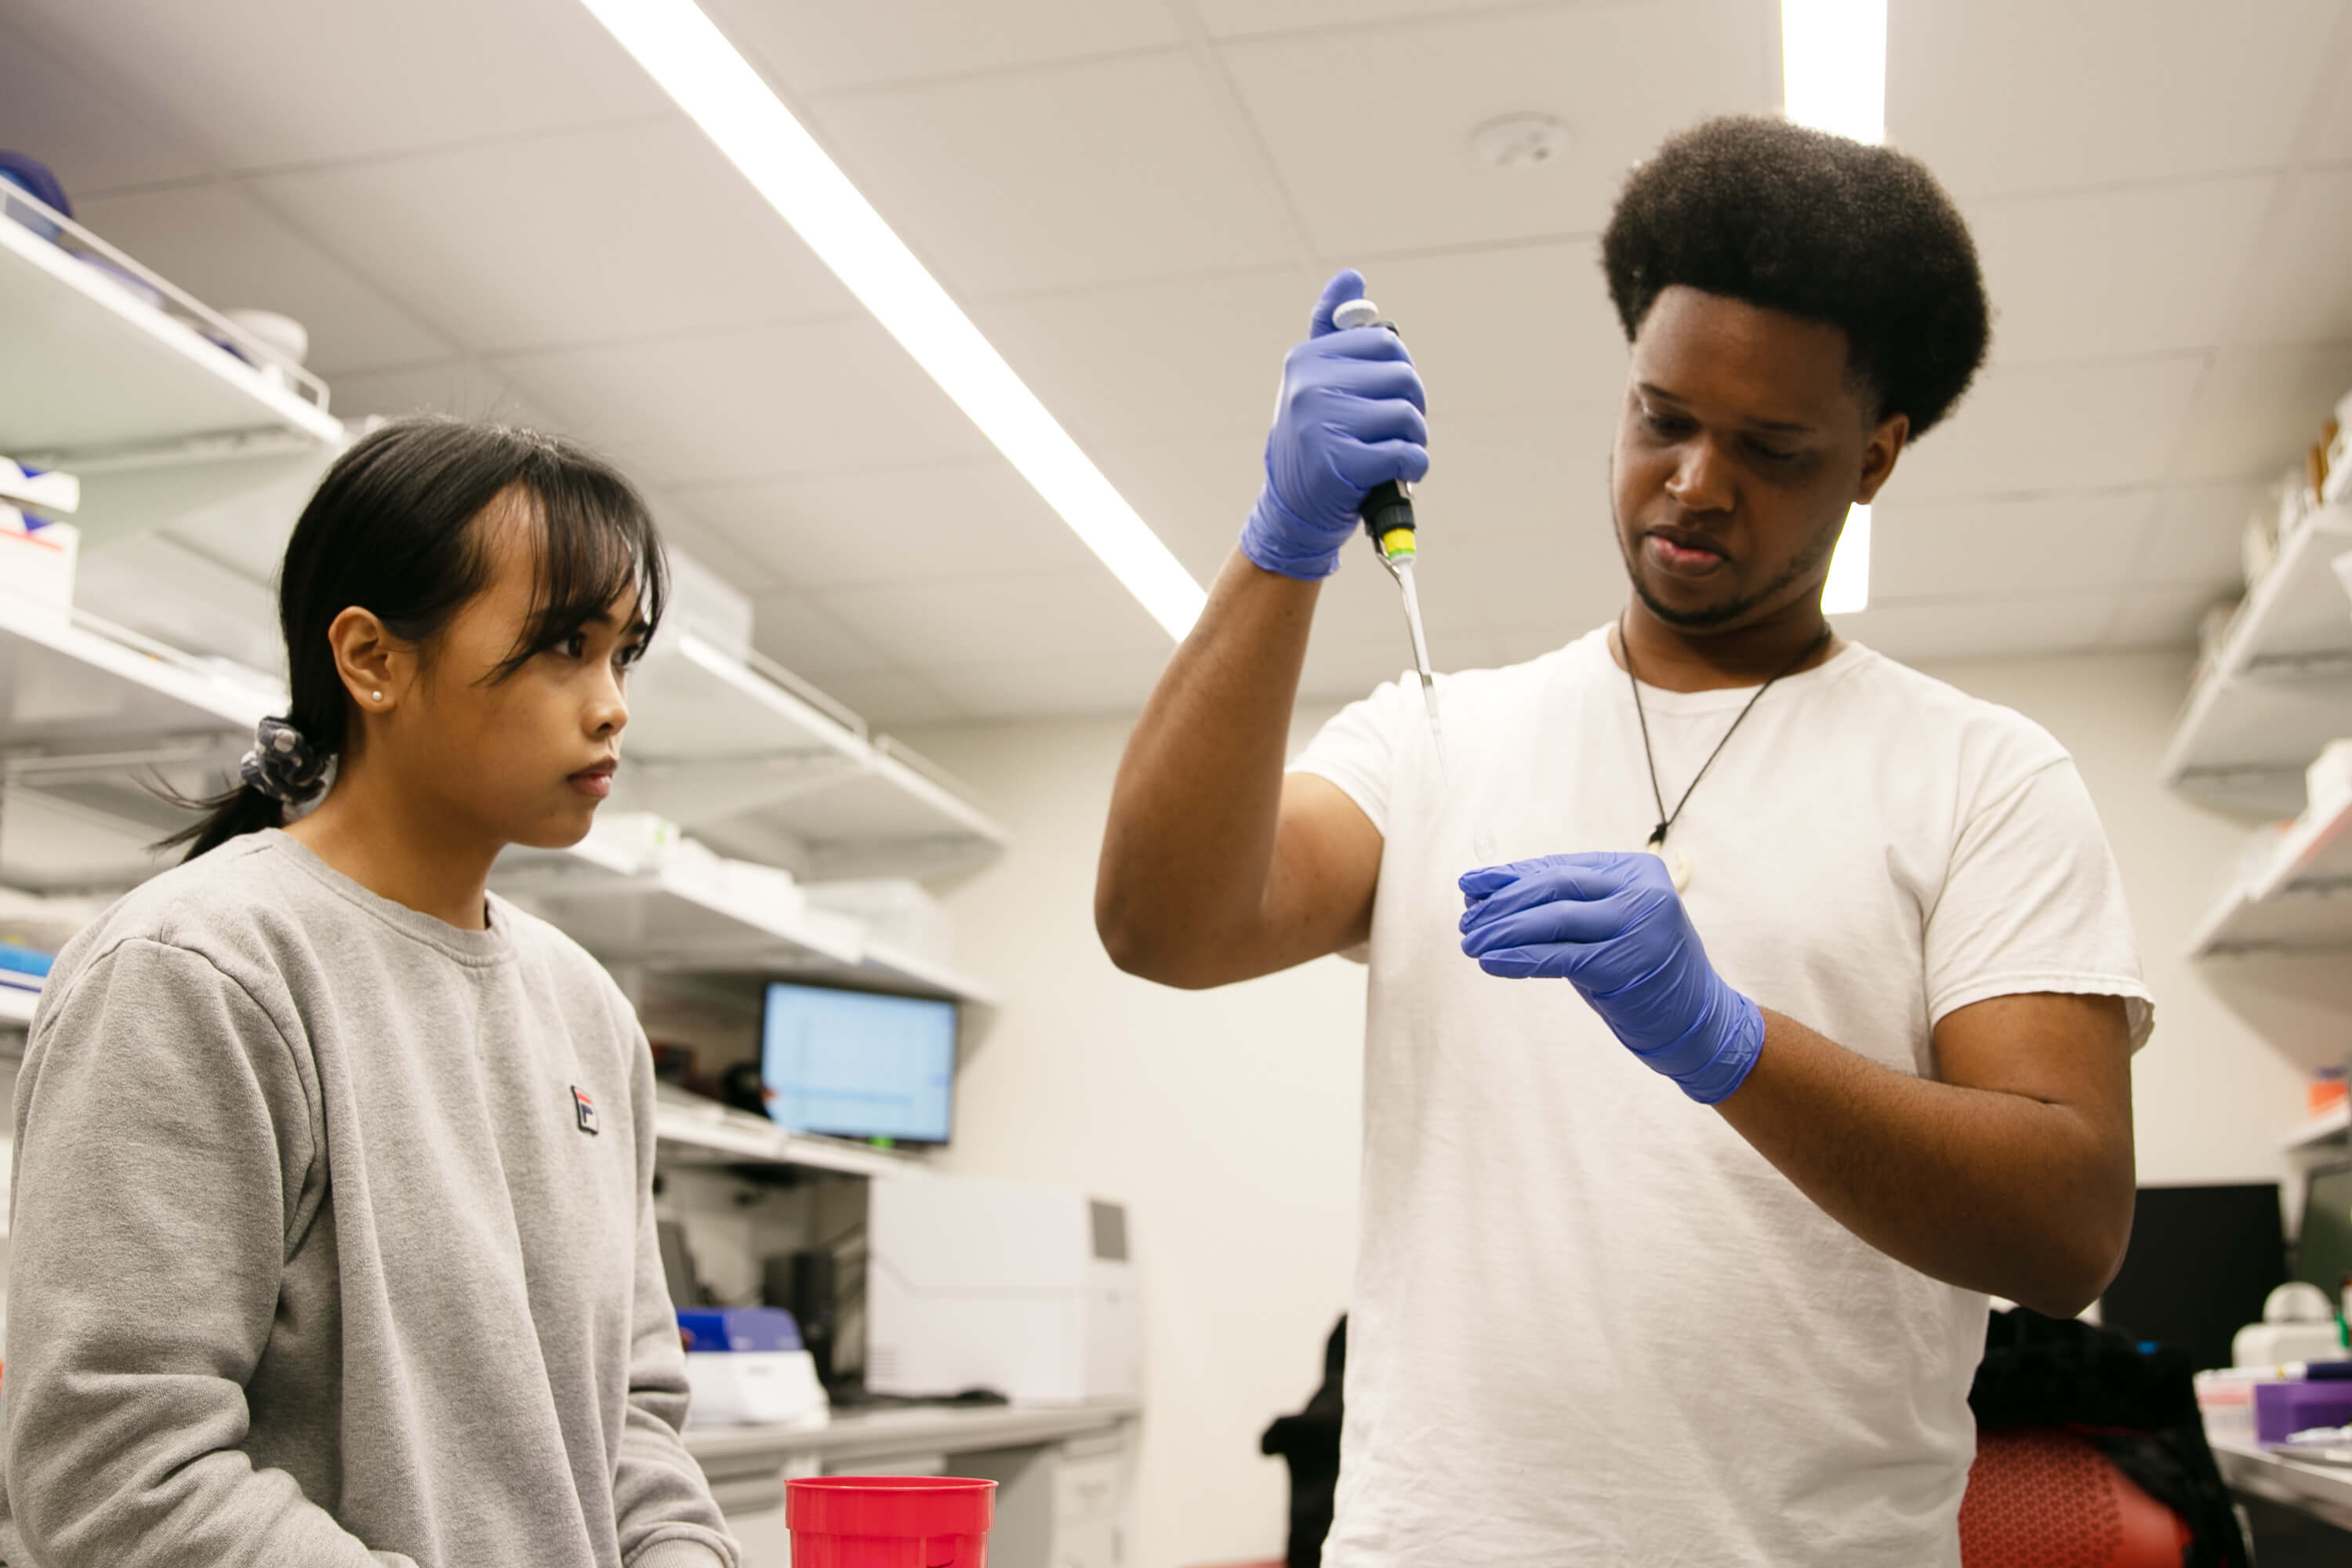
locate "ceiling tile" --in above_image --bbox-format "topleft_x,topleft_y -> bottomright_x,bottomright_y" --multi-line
74,183 -> 455,376
821,568 -> 1171,668
1967,176 -> 2275,365
251,118 -> 857,354
967,268 -> 1315,448
1221,0 -> 1776,256
806,52 -> 1300,296
8,0 -> 667,171
1401,426 -> 1623,634
1358,240 -> 1630,422
705,0 -> 1181,93
2231,167 -> 2352,347
1888,0 -> 2341,198
800,669 -> 965,728
2137,479 -> 2268,586
915,652 -> 1167,720
1194,0 -> 1541,38
2106,582 -> 2227,650
676,459 -> 1098,589
641,490 -> 783,597
1890,354 -> 2209,502
1834,590 -> 2121,664
745,589 -> 898,677
0,17 -> 207,194
1088,436 -> 1273,580
2168,339 -> 2352,481
493,315 -> 991,486
2307,64 -> 2352,162
1870,491 -> 2158,601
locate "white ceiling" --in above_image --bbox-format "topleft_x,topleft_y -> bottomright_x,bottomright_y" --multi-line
5,0 -> 2352,725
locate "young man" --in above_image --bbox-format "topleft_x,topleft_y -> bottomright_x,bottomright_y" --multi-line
1096,117 -> 2151,1564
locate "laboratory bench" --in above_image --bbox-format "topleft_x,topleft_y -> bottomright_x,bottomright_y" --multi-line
689,1398 -> 1140,1568
2211,1434 -> 2352,1534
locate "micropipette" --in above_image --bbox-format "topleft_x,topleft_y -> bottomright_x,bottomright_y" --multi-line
1331,297 -> 1442,744
1332,296 -> 1496,864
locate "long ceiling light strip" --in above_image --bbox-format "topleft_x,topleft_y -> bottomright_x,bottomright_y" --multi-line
1783,0 -> 1886,613
577,0 -> 1208,641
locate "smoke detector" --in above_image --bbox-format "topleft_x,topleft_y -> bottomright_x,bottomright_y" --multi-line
1471,112 -> 1569,169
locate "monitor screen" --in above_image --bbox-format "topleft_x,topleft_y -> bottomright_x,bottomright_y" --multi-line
759,982 -> 956,1145
2298,1163 -> 2352,1299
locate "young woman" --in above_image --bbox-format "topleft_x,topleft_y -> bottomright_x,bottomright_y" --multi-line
0,419 -> 739,1568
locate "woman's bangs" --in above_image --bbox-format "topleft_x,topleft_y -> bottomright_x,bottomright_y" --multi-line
509,456 -> 668,670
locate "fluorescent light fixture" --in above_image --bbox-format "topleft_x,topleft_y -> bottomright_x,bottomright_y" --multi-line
1821,504 -> 1871,614
575,0 -> 1208,641
1781,0 -> 1887,144
1784,0 -> 1884,613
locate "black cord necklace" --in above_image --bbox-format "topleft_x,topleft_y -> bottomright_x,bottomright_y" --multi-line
1617,611 -> 1832,891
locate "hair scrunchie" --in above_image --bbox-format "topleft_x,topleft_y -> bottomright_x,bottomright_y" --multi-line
239,717 -> 330,805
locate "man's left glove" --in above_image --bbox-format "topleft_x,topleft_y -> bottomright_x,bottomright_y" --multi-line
1458,851 -> 1765,1105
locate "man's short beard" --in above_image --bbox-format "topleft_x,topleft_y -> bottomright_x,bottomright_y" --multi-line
1615,501 -> 1846,633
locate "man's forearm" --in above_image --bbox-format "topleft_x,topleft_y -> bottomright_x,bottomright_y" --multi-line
1095,550 -> 1319,983
1711,1008 -> 2133,1316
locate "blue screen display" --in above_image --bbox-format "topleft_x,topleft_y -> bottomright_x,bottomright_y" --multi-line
760,983 -> 956,1143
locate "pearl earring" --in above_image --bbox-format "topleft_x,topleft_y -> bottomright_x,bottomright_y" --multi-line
371,691 -> 383,702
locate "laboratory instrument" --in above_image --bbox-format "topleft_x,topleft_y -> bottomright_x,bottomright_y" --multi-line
1330,299 -> 1446,755
1331,295 -> 1496,862
678,1306 -> 829,1428
866,1173 -> 1141,1406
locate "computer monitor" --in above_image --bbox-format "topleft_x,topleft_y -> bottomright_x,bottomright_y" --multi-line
2099,1182 -> 2285,1370
759,982 -> 956,1145
2296,1163 -> 2352,1301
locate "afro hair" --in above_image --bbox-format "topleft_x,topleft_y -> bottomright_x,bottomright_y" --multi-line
1601,116 -> 1991,438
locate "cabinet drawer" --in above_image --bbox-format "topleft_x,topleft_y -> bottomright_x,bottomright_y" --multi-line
1052,1513 -> 1119,1568
1054,1452 -> 1120,1524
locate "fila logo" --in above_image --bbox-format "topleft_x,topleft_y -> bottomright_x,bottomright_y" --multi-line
572,1085 -> 599,1136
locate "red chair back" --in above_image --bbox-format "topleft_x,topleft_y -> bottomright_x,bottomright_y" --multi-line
1959,1426 -> 2194,1567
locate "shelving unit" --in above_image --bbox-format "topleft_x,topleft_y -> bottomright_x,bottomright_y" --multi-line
2160,506 -> 2352,817
0,595 -> 280,890
2285,1102 -> 2351,1152
492,846 -> 996,1004
0,187 -> 339,459
615,633 -> 1008,882
652,1085 -> 921,1178
0,191 -> 1001,1131
2190,790 -> 2352,956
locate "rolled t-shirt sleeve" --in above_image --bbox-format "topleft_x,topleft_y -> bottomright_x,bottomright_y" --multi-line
1290,675 -> 1415,839
1922,756 -> 2154,1050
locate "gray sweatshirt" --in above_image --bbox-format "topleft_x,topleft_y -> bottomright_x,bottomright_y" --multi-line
0,829 -> 739,1568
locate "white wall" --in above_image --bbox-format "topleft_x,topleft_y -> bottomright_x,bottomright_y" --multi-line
905,714 -> 1363,1568
904,646 -> 2351,1567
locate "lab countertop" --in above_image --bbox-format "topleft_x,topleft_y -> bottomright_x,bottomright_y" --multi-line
2211,1435 -> 2352,1534
687,1398 -> 1140,1509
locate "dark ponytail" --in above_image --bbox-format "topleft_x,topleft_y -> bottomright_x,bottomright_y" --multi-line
165,416 -> 666,861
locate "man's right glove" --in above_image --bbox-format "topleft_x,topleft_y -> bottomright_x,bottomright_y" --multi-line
1239,269 -> 1431,581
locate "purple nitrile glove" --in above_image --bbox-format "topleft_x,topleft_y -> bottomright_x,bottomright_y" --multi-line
1238,269 -> 1431,581
1457,851 -> 1766,1105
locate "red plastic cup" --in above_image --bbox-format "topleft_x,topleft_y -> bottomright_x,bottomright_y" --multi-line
786,1475 -> 996,1566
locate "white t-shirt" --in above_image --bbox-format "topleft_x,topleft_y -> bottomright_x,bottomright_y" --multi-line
1290,626 -> 2153,1568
